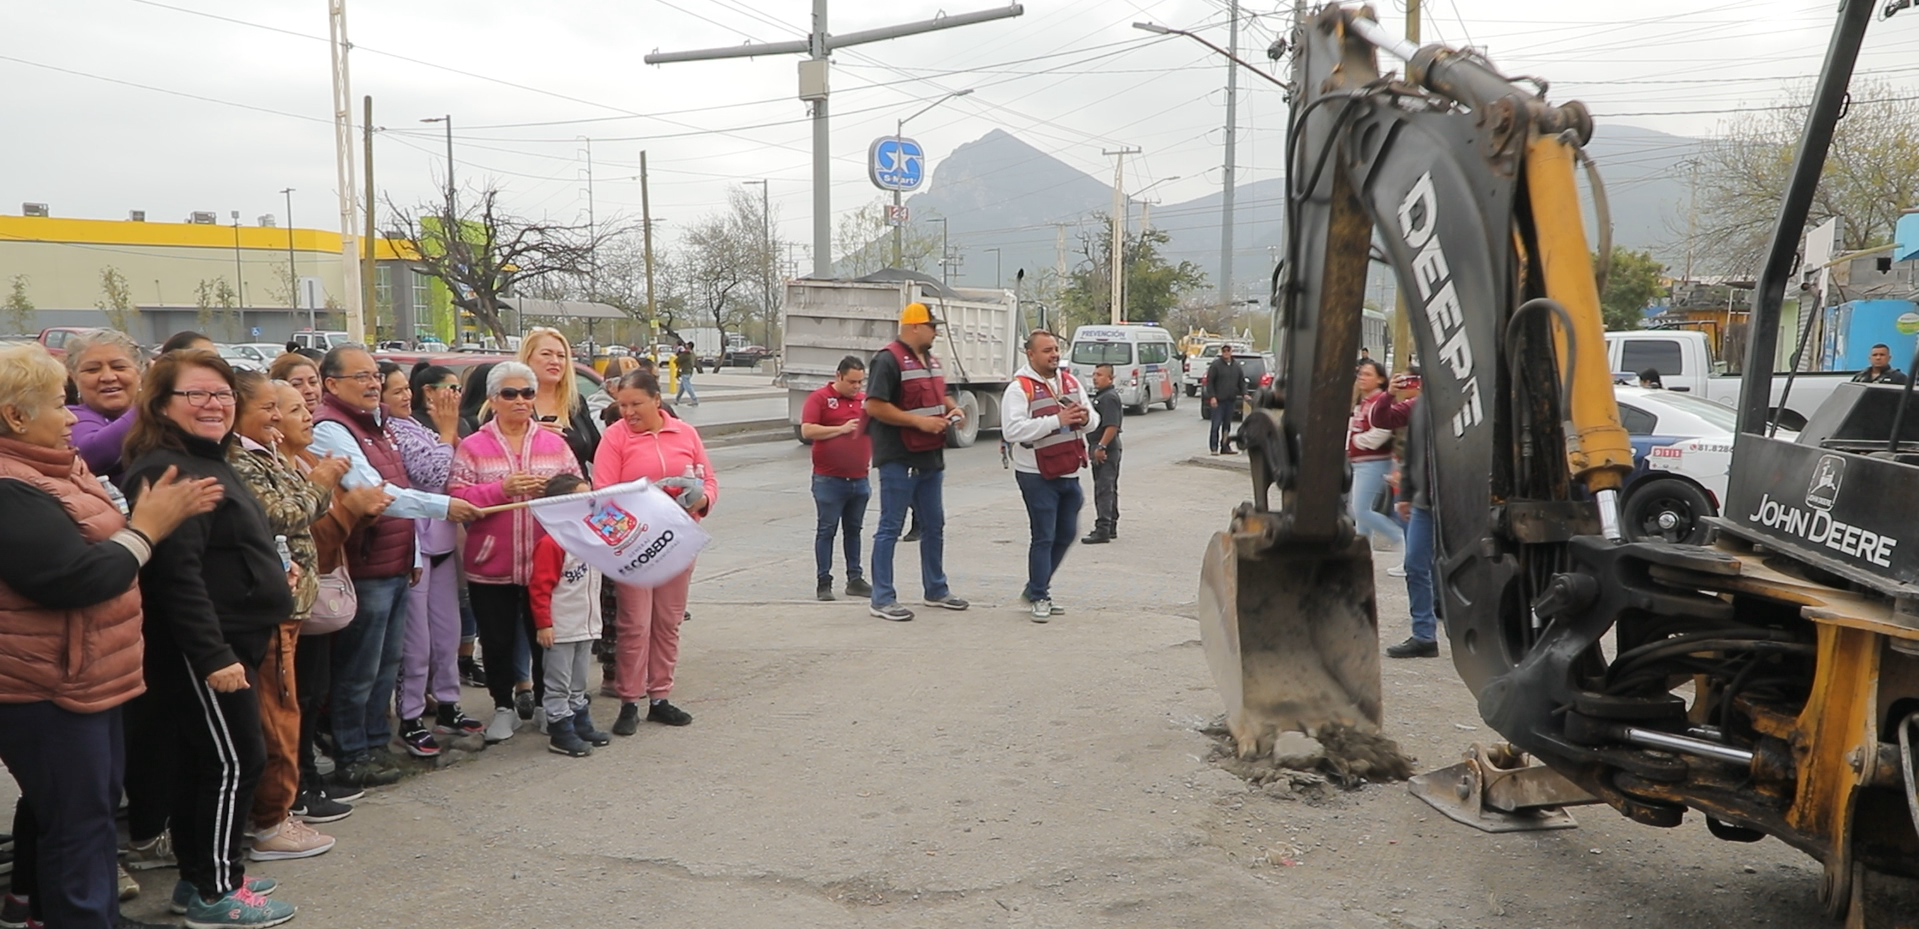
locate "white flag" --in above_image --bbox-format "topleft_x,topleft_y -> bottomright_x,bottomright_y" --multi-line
528,479 -> 710,588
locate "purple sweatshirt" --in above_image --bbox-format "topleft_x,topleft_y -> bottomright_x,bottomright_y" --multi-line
70,405 -> 135,483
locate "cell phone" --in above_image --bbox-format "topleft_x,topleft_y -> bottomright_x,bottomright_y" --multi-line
538,415 -> 559,423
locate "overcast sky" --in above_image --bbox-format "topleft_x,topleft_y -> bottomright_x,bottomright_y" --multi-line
5,0 -> 1917,261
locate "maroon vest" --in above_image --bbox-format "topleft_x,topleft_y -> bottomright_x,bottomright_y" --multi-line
884,341 -> 948,452
313,395 -> 415,579
1015,372 -> 1091,479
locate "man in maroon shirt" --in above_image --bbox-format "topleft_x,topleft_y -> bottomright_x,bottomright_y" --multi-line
801,356 -> 875,601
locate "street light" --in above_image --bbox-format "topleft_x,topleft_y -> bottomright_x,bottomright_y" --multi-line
420,115 -> 455,210
280,187 -> 308,329
1129,176 -> 1181,231
892,89 -> 974,267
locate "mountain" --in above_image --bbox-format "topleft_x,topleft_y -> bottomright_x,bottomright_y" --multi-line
884,125 -> 1697,297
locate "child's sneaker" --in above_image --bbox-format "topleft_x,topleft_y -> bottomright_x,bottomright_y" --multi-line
572,702 -> 612,747
181,885 -> 294,928
1,893 -> 30,929
547,714 -> 593,757
170,877 -> 277,915
397,718 -> 441,758
433,705 -> 486,737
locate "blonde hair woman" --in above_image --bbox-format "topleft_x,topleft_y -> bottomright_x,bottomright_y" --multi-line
517,328 -> 599,471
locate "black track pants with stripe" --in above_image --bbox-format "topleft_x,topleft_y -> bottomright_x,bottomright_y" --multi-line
149,652 -> 266,901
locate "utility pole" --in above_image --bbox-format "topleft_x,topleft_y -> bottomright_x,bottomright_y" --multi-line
1218,0 -> 1239,320
1388,0 -> 1420,372
230,211 -> 244,319
328,0 -> 364,339
420,115 -> 455,211
890,89 -> 974,268
579,137 -> 597,298
279,187 -> 299,322
363,96 -> 380,343
640,150 -> 656,344
1104,147 -> 1139,324
645,2 -> 1023,279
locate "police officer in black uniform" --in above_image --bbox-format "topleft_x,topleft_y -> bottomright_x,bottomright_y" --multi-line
1081,363 -> 1123,544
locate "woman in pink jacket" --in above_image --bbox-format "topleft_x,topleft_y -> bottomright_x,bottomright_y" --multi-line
448,362 -> 583,744
594,370 -> 716,736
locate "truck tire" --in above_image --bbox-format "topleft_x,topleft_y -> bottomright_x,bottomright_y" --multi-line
946,389 -> 981,448
1622,478 -> 1713,545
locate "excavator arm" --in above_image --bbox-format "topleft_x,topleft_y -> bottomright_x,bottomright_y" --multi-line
1201,3 -> 1919,925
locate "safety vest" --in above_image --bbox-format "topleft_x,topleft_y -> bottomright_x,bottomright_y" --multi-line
884,341 -> 949,452
1016,372 -> 1091,479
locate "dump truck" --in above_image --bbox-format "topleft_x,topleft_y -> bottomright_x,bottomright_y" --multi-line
778,271 -> 1023,448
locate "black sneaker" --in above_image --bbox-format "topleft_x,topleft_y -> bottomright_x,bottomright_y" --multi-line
1080,531 -> 1111,544
547,715 -> 593,758
319,780 -> 365,804
2,892 -> 28,928
514,689 -> 536,721
647,700 -> 693,726
290,790 -> 353,824
845,577 -> 872,597
572,704 -> 613,747
901,525 -> 921,542
433,706 -> 486,737
458,657 -> 487,688
398,719 -> 441,758
816,581 -> 836,601
1386,637 -> 1439,659
612,702 -> 643,737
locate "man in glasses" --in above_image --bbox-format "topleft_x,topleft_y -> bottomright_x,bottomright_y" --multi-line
308,345 -> 481,789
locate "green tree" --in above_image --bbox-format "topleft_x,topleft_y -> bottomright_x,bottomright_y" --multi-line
1056,218 -> 1207,329
194,278 -> 238,337
97,267 -> 135,333
1601,247 -> 1666,331
1691,77 -> 1919,275
3,275 -> 33,334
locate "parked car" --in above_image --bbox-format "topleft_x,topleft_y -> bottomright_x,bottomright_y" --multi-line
224,342 -> 285,364
215,346 -> 265,372
291,329 -> 353,353
1184,340 -> 1253,396
36,327 -> 96,361
1605,329 -> 1850,432
722,344 -> 773,368
1612,384 -> 1786,545
1196,351 -> 1276,421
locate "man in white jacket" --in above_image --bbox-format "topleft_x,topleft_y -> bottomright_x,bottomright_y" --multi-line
1000,330 -> 1100,622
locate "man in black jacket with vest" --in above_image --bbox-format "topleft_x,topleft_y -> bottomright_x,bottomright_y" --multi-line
1205,345 -> 1248,454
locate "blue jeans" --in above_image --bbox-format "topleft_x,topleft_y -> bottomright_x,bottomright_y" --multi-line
871,462 -> 949,606
330,574 -> 410,762
1349,458 -> 1404,548
812,475 -> 870,584
1209,398 -> 1236,451
675,373 -> 697,403
1015,470 -> 1083,601
0,702 -> 122,929
1405,505 -> 1437,642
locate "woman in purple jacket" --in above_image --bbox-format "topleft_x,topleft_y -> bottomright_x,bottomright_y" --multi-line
64,329 -> 144,485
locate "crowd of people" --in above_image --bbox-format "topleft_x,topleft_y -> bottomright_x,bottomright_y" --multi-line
0,325 -> 717,929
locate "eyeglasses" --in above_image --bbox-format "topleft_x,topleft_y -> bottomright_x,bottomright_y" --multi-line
495,388 -> 538,400
327,371 -> 380,384
172,389 -> 237,408
425,383 -> 462,393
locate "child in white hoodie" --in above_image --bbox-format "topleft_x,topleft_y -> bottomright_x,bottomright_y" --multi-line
529,474 -> 610,757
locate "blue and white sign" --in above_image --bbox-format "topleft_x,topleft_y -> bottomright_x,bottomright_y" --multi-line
869,136 -> 925,192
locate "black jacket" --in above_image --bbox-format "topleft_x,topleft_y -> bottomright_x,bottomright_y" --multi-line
1206,356 -> 1248,401
1396,398 -> 1434,511
125,429 -> 295,677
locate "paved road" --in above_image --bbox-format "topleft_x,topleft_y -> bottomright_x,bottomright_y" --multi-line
20,401 -> 1827,928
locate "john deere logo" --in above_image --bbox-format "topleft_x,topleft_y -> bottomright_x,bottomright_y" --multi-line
1806,455 -> 1845,511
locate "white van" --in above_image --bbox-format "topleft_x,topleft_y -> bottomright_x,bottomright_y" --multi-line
1066,323 -> 1182,413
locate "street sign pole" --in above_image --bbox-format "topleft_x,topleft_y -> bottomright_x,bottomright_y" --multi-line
647,6 -> 1019,279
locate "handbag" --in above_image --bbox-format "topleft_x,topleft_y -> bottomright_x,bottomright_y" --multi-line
302,564 -> 358,635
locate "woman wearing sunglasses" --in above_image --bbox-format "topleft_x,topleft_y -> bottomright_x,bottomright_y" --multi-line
448,362 -> 582,744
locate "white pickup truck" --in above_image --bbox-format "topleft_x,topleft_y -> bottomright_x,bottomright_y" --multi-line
1606,329 -> 1855,431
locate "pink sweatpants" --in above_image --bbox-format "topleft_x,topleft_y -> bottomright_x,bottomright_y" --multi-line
613,566 -> 694,703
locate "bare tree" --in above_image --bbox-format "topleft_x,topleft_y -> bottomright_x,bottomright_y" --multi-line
387,185 -> 614,341
833,197 -> 944,278
97,267 -> 135,333
1691,78 -> 1919,276
4,275 -> 34,334
677,210 -> 755,348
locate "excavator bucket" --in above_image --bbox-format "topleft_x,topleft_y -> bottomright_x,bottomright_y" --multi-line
1197,529 -> 1384,758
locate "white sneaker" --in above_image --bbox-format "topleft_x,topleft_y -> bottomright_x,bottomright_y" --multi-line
1386,565 -> 1408,577
484,706 -> 518,743
1030,598 -> 1052,623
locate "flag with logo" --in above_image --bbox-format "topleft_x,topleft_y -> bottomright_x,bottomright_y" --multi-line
528,479 -> 710,587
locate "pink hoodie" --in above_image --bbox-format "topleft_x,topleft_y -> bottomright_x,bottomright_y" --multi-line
593,416 -> 718,519
448,421 -> 582,585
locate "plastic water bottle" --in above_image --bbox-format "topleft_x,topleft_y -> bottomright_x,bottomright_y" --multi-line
274,535 -> 293,572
